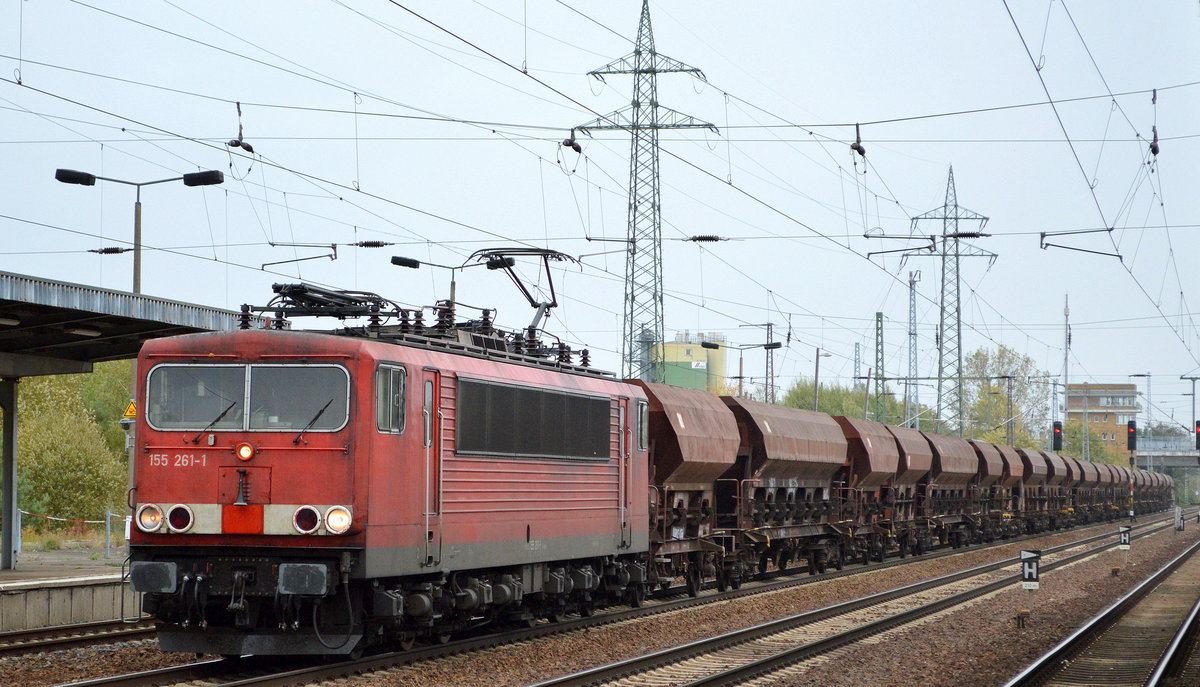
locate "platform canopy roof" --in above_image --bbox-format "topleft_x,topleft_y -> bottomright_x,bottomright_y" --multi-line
0,271 -> 266,376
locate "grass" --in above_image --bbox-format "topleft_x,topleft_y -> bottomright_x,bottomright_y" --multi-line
20,527 -> 126,552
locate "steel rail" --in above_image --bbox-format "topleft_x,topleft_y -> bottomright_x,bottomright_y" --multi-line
0,619 -> 153,657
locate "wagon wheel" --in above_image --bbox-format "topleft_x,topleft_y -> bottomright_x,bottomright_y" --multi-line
396,634 -> 416,651
685,565 -> 702,597
435,632 -> 452,645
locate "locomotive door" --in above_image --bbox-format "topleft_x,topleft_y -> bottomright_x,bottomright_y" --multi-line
421,368 -> 443,567
618,396 -> 631,549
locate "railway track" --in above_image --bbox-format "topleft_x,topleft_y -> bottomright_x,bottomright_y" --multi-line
0,619 -> 154,658
60,513 -> 1181,687
1151,587 -> 1200,686
1005,535 -> 1200,687
532,519 -> 1182,687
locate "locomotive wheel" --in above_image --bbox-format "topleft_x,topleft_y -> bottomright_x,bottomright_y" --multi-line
626,583 -> 646,608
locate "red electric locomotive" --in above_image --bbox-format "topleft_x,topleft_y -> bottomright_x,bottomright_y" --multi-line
129,282 -> 652,655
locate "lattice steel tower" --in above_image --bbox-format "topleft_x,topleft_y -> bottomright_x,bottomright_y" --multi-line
909,167 -> 994,436
578,0 -> 713,381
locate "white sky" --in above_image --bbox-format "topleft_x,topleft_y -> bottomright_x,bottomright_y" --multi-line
2,1 -> 1198,427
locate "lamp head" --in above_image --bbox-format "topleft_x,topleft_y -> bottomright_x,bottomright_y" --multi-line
55,168 -> 96,186
390,256 -> 421,269
182,170 -> 225,187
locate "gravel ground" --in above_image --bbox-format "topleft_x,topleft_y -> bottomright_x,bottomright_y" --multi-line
0,518 -> 1189,687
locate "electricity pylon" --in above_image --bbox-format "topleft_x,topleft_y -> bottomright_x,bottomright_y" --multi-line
577,0 -> 714,382
908,167 -> 994,436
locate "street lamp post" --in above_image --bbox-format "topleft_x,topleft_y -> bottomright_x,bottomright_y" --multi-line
54,167 -> 224,544
701,340 -> 781,399
813,347 -> 832,411
1183,376 -> 1199,444
1129,372 -> 1152,439
55,168 -> 224,294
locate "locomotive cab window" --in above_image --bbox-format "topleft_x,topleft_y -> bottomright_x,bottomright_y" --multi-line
375,365 -> 407,433
146,365 -> 245,430
147,363 -> 348,432
248,366 -> 349,430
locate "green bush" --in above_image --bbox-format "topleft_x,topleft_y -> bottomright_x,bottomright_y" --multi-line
13,373 -> 126,527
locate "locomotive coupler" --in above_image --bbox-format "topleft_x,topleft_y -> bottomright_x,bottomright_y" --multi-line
227,570 -> 252,627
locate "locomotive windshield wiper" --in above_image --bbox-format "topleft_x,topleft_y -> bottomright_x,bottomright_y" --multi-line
190,401 -> 238,443
293,398 -> 334,445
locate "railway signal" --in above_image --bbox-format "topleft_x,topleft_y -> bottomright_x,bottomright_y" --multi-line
1127,420 -> 1137,451
1020,550 -> 1041,590
1195,420 -> 1199,450
1118,526 -> 1131,550
1051,421 -> 1062,451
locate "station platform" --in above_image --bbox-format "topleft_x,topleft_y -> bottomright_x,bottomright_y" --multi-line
0,547 -> 135,631
0,547 -> 125,588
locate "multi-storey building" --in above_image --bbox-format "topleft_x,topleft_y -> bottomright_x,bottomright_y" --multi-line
1065,383 -> 1139,450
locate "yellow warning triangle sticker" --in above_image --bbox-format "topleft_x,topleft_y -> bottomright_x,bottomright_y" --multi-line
122,401 -> 137,419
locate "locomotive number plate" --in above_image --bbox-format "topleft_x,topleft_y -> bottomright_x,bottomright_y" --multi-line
147,453 -> 209,468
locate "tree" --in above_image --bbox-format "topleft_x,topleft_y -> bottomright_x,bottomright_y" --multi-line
14,373 -> 126,527
962,345 -> 1052,444
781,380 -> 931,426
80,360 -> 132,457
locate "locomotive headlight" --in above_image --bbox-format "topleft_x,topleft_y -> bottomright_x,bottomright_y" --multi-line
324,506 -> 352,534
136,504 -> 164,533
293,505 -> 321,534
234,442 -> 256,461
166,504 -> 194,533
